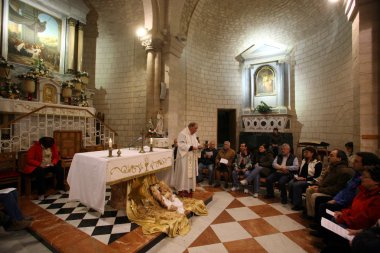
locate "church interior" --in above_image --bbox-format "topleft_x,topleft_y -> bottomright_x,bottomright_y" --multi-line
0,0 -> 379,252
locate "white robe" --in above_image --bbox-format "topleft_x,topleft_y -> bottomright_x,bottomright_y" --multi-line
173,127 -> 199,192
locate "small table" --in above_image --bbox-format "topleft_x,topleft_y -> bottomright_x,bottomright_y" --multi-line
67,147 -> 172,213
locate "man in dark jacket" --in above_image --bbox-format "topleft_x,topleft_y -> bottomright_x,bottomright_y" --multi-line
305,149 -> 354,218
240,144 -> 274,197
197,141 -> 218,185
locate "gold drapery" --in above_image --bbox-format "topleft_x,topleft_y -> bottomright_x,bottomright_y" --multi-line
126,174 -> 208,237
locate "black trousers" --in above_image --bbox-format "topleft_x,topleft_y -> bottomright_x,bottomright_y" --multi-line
31,160 -> 65,195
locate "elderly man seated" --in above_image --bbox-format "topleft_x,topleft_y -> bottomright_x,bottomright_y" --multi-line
213,141 -> 236,189
24,137 -> 65,200
196,140 -> 218,185
265,143 -> 299,204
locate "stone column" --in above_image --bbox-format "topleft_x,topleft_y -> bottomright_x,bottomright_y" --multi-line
154,51 -> 162,111
142,37 -> 156,121
67,18 -> 77,72
347,0 -> 380,153
77,23 -> 84,72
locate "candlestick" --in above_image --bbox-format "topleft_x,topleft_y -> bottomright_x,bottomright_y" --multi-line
108,147 -> 113,157
139,129 -> 146,153
117,149 -> 121,157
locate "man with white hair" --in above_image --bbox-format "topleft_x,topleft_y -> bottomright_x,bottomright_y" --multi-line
265,143 -> 299,204
214,141 -> 236,189
173,122 -> 203,197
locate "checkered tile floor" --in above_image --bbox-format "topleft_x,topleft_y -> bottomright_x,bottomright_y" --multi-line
149,182 -> 319,253
32,187 -> 138,245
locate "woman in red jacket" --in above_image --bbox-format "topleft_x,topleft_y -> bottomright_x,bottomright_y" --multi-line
25,137 -> 65,200
334,165 -> 380,230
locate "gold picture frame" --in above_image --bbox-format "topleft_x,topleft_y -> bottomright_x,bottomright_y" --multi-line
255,65 -> 276,96
42,83 -> 57,104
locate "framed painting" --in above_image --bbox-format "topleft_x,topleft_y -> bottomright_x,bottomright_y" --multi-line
255,65 -> 276,96
5,0 -> 63,72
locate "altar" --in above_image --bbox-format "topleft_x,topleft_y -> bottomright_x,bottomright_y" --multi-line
67,147 -> 172,213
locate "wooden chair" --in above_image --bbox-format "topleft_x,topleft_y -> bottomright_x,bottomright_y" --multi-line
0,152 -> 21,196
53,130 -> 82,178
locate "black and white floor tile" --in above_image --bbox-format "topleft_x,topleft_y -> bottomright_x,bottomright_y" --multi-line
32,188 -> 139,245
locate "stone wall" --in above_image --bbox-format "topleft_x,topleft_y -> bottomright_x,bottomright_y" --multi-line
83,0 -> 147,147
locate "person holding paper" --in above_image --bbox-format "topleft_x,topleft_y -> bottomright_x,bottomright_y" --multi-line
24,137 -> 65,200
173,122 -> 203,197
214,141 -> 236,189
265,143 -> 299,204
334,165 -> 380,230
196,140 -> 218,185
312,152 -> 379,231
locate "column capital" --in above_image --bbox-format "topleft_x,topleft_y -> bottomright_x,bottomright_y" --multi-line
78,22 -> 85,31
68,18 -> 77,27
139,35 -> 163,52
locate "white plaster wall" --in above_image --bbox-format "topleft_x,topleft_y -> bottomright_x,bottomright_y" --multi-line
294,12 -> 353,150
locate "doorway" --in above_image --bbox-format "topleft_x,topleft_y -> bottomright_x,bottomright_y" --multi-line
217,109 -> 236,150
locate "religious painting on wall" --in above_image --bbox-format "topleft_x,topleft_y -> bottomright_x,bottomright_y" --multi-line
255,65 -> 276,96
7,0 -> 62,71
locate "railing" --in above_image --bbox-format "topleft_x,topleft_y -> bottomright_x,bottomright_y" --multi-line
0,105 -> 117,152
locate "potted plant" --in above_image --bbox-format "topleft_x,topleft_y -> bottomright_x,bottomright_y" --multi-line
254,101 -> 273,114
17,72 -> 37,101
60,81 -> 74,104
0,57 -> 14,79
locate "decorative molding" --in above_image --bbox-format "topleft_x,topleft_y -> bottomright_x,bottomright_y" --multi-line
0,98 -> 95,114
241,114 -> 291,132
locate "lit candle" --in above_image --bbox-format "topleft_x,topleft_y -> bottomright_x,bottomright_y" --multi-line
150,138 -> 153,145
109,138 -> 113,148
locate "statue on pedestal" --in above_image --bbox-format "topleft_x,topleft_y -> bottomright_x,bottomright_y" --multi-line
154,111 -> 164,136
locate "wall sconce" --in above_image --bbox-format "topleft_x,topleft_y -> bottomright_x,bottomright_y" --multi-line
136,27 -> 148,38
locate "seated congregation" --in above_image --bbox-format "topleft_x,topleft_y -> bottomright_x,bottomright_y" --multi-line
193,139 -> 380,252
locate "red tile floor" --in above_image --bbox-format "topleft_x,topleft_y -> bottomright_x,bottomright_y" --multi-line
18,183 -> 322,253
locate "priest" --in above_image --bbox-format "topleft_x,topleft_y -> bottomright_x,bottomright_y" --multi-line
173,122 -> 203,197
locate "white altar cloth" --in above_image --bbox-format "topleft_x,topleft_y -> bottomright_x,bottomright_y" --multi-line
67,147 -> 172,213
